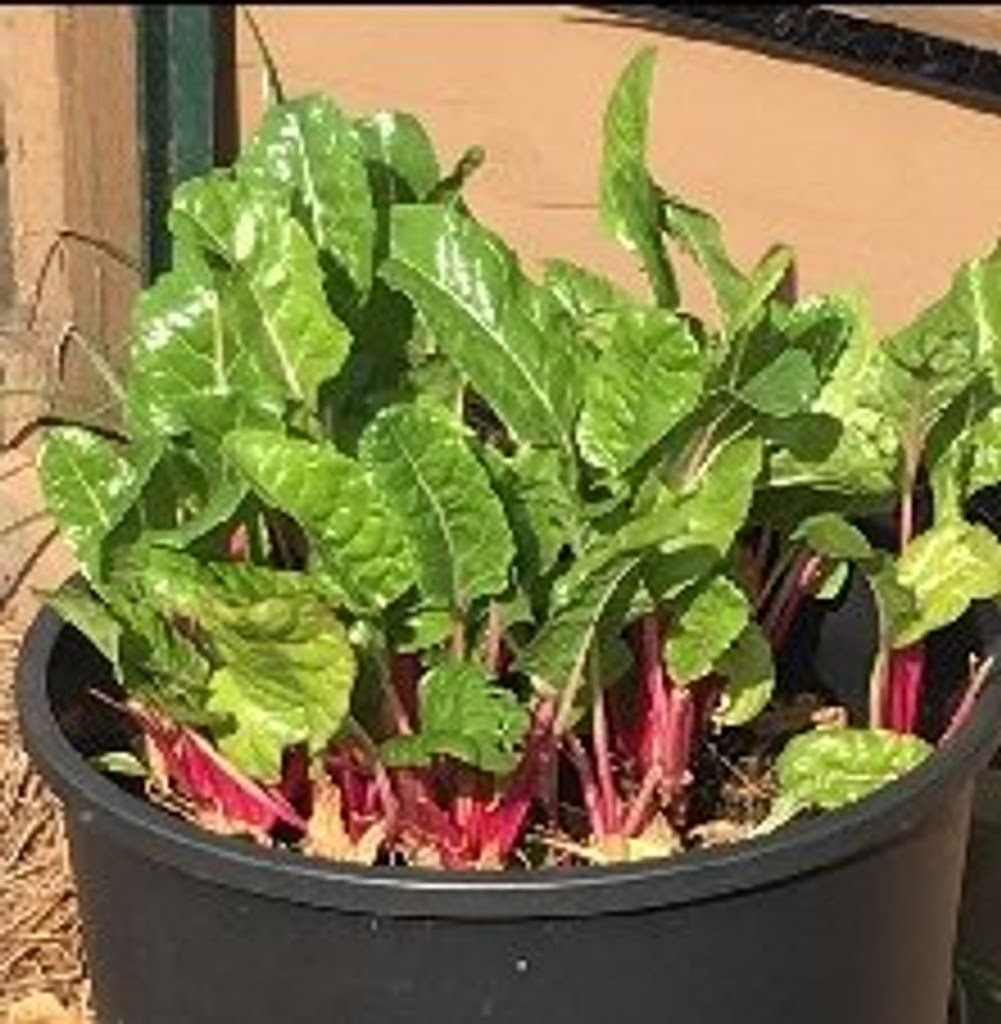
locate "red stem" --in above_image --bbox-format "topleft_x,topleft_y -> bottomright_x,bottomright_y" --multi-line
565,733 -> 606,838
591,686 -> 620,832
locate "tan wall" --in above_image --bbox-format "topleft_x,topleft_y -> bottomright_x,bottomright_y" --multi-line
238,4 -> 1001,334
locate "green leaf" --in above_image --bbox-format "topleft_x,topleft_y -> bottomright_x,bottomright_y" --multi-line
224,430 -> 416,610
42,579 -> 122,673
679,436 -> 765,555
775,727 -> 932,810
381,205 -> 587,460
380,661 -> 529,774
359,402 -> 515,611
125,252 -> 283,440
169,174 -> 352,407
355,110 -> 440,204
91,751 -> 149,778
737,348 -> 818,418
767,299 -> 898,496
599,48 -> 678,306
729,244 -> 794,337
38,429 -> 154,580
481,446 -> 580,582
664,576 -> 750,684
715,621 -> 775,726
236,95 -> 376,295
520,557 -> 641,690
543,259 -> 637,322
207,606 -> 357,780
661,193 -> 747,327
893,521 -> 1001,647
577,308 -> 705,474
792,513 -> 873,561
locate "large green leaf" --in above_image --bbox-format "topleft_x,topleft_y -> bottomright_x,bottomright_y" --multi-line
38,429 -> 156,580
207,604 -> 357,780
577,308 -> 705,474
359,403 -> 515,611
224,429 -> 415,610
664,576 -> 750,684
776,727 -> 932,811
599,48 -> 678,306
892,521 -> 1001,647
125,252 -> 283,440
236,95 -> 376,295
380,661 -> 529,773
169,174 -> 352,407
355,110 -> 440,205
381,205 -> 586,460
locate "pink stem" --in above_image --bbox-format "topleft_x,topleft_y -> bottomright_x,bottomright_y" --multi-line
883,643 -> 925,734
564,734 -> 606,838
592,687 -> 620,832
489,698 -> 558,857
766,553 -> 824,649
622,763 -> 662,837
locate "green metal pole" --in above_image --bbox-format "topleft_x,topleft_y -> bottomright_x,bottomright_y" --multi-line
135,6 -> 236,284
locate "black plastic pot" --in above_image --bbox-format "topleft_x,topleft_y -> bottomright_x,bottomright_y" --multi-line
16,592 -> 1001,1024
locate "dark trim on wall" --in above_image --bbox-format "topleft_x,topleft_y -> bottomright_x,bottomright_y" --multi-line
584,6 -> 1001,117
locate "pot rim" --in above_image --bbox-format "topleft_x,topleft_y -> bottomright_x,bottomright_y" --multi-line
16,601 -> 1001,919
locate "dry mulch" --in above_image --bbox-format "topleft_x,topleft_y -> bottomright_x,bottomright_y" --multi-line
1,618 -> 90,1023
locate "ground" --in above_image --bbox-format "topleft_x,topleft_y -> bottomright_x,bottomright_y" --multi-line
0,435 -> 89,1022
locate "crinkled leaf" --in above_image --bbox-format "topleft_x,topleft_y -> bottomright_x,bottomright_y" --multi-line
577,309 -> 705,474
927,378 -> 1001,520
355,110 -> 440,204
236,95 -> 375,294
380,662 -> 529,773
224,429 -> 415,610
382,205 -> 587,460
599,48 -> 677,306
125,252 -> 283,440
793,513 -> 873,561
737,348 -> 818,419
38,429 -> 155,580
169,174 -> 351,406
208,615 -> 355,782
715,621 -> 775,726
359,403 -> 514,610
665,576 -> 750,684
892,521 -> 1001,647
776,727 -> 932,810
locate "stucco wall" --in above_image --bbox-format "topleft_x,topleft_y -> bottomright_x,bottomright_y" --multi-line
238,5 -> 1001,334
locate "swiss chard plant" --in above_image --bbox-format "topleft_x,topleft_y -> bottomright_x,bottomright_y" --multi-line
17,48 -> 1001,870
